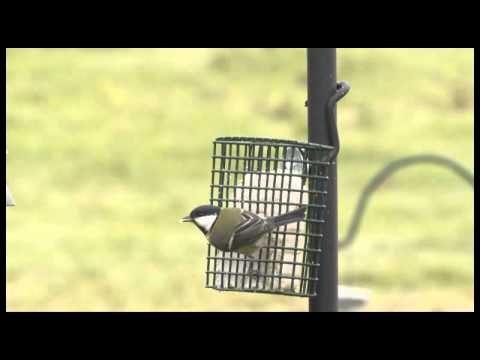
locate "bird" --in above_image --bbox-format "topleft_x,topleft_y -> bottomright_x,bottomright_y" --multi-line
181,205 -> 307,257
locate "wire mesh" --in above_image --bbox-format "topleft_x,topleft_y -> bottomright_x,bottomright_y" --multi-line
206,137 -> 335,297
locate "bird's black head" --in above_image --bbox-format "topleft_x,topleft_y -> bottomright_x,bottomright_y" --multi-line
181,205 -> 221,234
189,205 -> 220,219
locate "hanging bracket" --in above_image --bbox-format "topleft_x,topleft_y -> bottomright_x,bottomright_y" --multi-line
327,81 -> 351,160
305,81 -> 350,161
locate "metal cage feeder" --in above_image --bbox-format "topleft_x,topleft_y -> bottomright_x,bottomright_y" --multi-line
206,137 -> 336,297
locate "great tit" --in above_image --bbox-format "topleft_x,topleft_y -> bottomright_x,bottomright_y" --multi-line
181,205 -> 307,257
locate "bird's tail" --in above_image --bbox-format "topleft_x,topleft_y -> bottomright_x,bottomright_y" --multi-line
268,206 -> 307,228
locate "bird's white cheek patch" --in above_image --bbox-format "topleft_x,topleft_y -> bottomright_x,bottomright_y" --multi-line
195,215 -> 217,232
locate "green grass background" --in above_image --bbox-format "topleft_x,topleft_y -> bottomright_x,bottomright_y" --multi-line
6,48 -> 474,311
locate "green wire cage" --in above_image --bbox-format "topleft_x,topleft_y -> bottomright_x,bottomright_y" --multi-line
206,137 -> 336,297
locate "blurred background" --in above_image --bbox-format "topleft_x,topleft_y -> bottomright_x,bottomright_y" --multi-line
6,48 -> 474,311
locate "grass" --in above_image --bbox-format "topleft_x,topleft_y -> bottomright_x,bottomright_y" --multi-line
6,48 -> 474,311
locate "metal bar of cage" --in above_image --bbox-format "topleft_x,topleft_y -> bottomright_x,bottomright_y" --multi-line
307,48 -> 338,312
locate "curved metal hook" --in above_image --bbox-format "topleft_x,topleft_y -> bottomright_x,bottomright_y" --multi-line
339,154 -> 474,249
328,81 -> 351,161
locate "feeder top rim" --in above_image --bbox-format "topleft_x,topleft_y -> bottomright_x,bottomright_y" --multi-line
214,137 -> 335,151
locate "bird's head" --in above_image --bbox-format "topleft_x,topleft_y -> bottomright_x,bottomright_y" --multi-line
181,205 -> 221,234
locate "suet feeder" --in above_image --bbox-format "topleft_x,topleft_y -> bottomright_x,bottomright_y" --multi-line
205,49 -> 350,310
207,137 -> 334,297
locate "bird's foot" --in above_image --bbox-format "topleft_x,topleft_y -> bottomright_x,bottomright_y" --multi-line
247,260 -> 261,279
248,268 -> 260,278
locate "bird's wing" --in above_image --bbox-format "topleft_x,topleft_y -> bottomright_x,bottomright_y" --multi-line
229,211 -> 268,250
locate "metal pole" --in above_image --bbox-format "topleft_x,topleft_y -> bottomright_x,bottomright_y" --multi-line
307,48 -> 338,312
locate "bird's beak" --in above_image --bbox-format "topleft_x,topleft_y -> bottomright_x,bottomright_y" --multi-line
180,216 -> 193,223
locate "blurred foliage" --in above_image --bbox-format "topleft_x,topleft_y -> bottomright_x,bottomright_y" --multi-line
6,48 -> 474,311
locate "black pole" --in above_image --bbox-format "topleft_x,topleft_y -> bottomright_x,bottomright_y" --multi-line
307,48 -> 338,312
